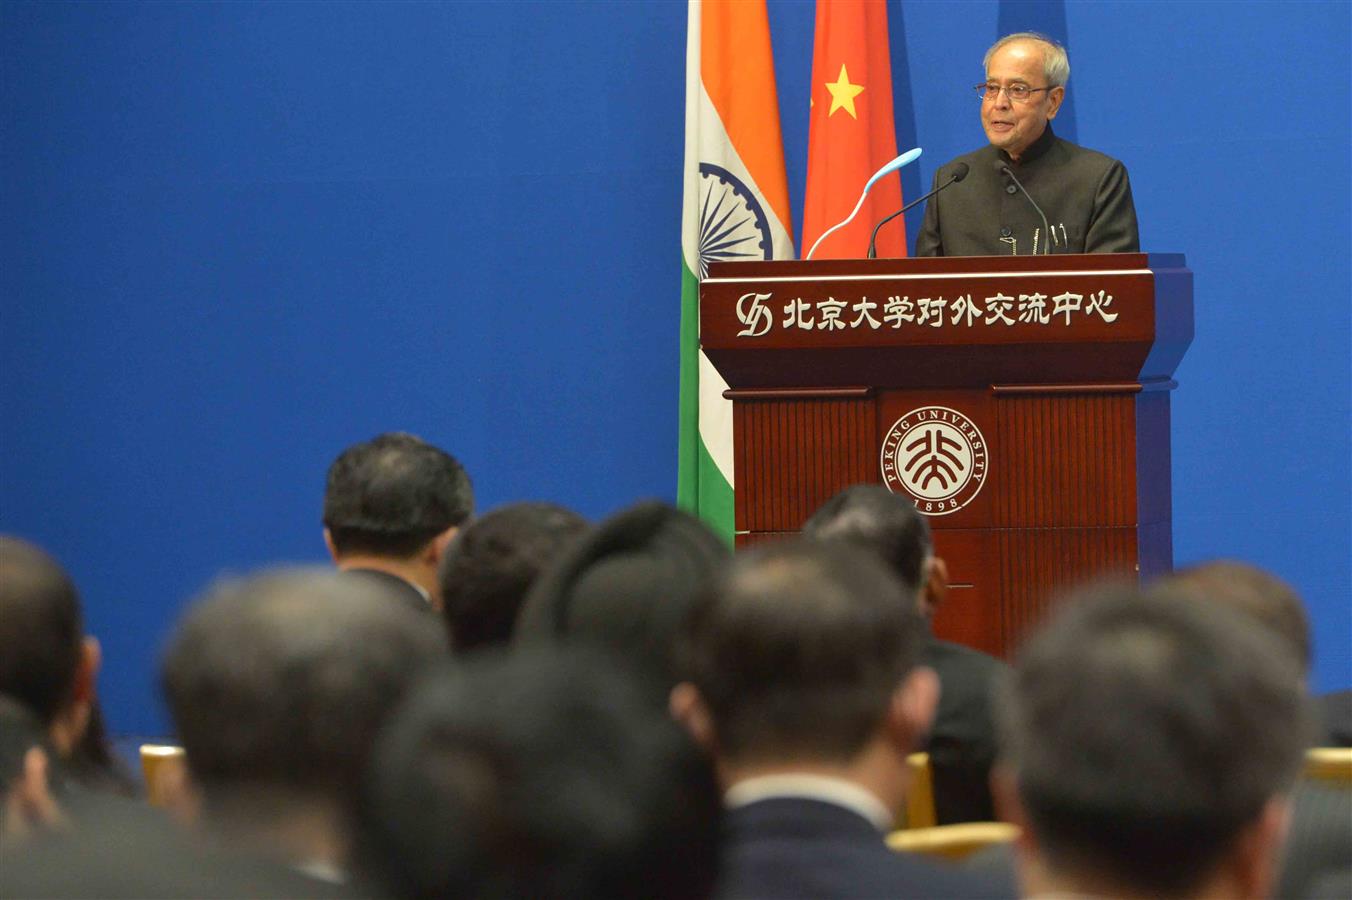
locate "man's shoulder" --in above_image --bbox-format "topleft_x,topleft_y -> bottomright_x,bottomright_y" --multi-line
1045,134 -> 1127,175
939,136 -> 1126,178
341,567 -> 431,612
923,638 -> 1008,676
720,799 -> 1009,899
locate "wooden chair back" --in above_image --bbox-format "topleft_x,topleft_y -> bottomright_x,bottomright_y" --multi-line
1304,747 -> 1352,786
902,752 -> 936,829
887,822 -> 1020,861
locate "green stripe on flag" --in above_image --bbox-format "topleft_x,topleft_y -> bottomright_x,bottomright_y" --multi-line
677,255 -> 734,543
694,434 -> 734,544
677,255 -> 700,509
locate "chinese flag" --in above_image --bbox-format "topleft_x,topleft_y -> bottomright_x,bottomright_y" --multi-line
802,0 -> 905,259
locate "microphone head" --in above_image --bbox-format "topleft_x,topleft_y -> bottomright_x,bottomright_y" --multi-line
863,147 -> 924,194
993,159 -> 1011,177
951,162 -> 970,182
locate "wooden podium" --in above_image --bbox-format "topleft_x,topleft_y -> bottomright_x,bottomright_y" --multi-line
699,253 -> 1193,658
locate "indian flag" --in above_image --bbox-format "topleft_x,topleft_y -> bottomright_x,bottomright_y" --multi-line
678,0 -> 795,540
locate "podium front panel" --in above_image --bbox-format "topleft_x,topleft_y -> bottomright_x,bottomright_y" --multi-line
703,255 -> 1191,659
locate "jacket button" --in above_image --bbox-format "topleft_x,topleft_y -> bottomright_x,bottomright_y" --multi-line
1005,183 -> 1018,194
1000,226 -> 1012,237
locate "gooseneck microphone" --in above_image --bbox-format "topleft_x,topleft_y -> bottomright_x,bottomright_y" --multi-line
866,162 -> 970,259
995,160 -> 1052,254
805,147 -> 923,260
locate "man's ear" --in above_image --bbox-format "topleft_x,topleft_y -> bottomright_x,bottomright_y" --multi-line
424,525 -> 460,565
1046,85 -> 1065,119
669,682 -> 718,754
323,528 -> 340,564
51,636 -> 102,755
921,556 -> 949,619
74,636 -> 101,704
886,666 -> 940,752
1226,796 -> 1291,900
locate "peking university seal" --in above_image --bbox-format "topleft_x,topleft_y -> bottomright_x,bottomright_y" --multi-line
880,406 -> 988,517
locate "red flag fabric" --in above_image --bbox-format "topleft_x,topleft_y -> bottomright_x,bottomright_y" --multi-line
802,0 -> 905,259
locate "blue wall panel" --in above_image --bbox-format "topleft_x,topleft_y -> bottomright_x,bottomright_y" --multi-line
2,0 -> 1347,736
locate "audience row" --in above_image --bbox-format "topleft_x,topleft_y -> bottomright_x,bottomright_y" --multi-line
1,431 -> 1348,898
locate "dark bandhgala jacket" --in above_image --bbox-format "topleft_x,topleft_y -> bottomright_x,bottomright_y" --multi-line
916,123 -> 1139,257
717,797 -> 1012,900
921,636 -> 1008,824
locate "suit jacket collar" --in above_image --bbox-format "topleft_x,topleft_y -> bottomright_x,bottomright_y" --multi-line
725,796 -> 890,841
344,567 -> 431,612
726,776 -> 893,832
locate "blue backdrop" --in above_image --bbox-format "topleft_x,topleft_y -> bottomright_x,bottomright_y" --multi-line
2,0 -> 1348,737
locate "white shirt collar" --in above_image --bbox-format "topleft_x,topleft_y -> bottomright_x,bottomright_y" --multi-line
292,859 -> 347,885
725,774 -> 894,832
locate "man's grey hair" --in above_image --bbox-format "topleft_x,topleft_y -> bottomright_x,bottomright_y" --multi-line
984,32 -> 1070,88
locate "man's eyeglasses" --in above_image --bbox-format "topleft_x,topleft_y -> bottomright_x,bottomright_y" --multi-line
975,83 -> 1053,103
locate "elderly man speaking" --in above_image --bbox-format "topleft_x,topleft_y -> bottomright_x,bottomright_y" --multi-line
916,33 -> 1139,257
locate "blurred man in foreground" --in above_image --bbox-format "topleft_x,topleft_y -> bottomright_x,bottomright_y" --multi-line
673,540 -> 1006,899
994,587 -> 1309,899
161,568 -> 445,885
360,648 -> 721,899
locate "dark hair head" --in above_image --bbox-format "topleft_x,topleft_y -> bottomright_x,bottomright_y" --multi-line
323,432 -> 474,558
0,538 -> 84,727
1152,560 -> 1311,673
358,648 -> 721,900
513,501 -> 729,695
160,568 -> 447,808
998,585 -> 1311,897
680,538 -> 926,764
439,502 -> 590,652
802,484 -> 932,595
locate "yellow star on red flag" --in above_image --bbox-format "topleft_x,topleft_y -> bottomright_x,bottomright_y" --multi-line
824,63 -> 864,118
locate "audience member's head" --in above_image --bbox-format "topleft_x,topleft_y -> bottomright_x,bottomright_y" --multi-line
359,648 -> 721,900
439,502 -> 589,652
322,433 -> 474,607
514,501 -> 729,698
161,568 -> 446,871
802,484 -> 947,618
995,586 -> 1311,900
673,539 -> 935,813
1153,559 -> 1311,675
0,538 -> 100,759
